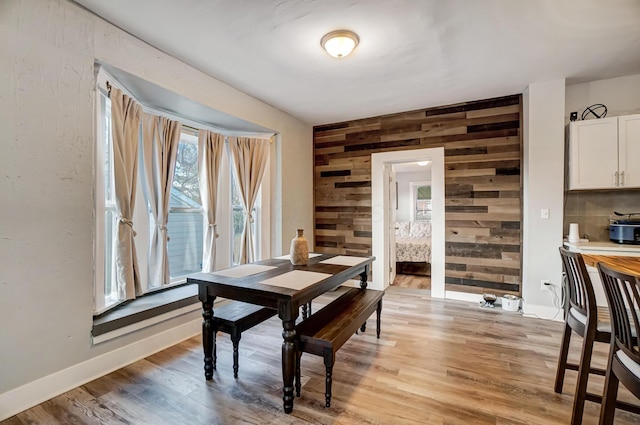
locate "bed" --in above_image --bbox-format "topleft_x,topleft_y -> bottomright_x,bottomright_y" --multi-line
395,221 -> 431,276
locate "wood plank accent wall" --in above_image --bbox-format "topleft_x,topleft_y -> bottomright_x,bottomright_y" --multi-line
313,94 -> 523,296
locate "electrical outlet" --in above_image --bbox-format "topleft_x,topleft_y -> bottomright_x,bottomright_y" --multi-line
541,279 -> 552,290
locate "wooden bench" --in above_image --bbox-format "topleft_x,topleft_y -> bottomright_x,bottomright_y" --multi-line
294,288 -> 384,407
213,301 -> 276,378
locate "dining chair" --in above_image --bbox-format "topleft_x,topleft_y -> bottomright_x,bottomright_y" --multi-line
556,247 -> 611,425
597,263 -> 640,424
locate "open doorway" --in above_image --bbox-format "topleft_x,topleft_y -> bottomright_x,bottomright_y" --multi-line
371,148 -> 445,298
393,163 -> 432,289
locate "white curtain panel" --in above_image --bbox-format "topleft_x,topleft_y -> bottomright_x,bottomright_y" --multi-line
198,130 -> 224,272
110,88 -> 143,300
229,137 -> 270,264
141,114 -> 181,287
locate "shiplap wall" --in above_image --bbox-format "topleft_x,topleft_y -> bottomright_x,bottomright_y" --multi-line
313,95 -> 523,295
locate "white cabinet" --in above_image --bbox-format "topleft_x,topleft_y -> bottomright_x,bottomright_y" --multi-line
619,114 -> 640,188
569,114 -> 640,190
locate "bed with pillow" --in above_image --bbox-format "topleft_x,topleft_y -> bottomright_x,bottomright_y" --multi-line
395,221 -> 431,276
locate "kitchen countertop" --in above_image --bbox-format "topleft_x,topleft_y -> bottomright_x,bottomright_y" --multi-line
563,240 -> 640,256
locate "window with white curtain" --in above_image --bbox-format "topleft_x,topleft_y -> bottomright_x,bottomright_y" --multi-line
230,170 -> 260,266
165,132 -> 204,282
94,71 -> 270,314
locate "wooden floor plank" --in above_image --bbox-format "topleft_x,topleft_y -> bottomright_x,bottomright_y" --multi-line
3,287 -> 640,424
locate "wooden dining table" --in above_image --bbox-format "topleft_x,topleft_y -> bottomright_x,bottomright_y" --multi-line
187,254 -> 375,413
580,253 -> 640,276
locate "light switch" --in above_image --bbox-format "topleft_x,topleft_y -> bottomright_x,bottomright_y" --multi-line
540,208 -> 550,219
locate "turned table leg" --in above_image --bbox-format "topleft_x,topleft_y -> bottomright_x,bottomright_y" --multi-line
199,290 -> 216,380
280,306 -> 299,413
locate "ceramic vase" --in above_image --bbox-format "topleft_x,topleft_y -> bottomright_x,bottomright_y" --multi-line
289,228 -> 309,265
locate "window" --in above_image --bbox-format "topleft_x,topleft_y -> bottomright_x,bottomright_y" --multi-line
94,70 -> 271,314
165,132 -> 204,282
409,181 -> 432,222
415,185 -> 432,221
230,170 -> 259,266
96,91 -> 119,312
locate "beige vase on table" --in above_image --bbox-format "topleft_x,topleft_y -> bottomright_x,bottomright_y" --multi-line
289,229 -> 309,265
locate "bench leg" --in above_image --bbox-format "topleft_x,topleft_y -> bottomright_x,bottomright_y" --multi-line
376,299 -> 382,339
324,353 -> 335,408
295,351 -> 302,397
230,329 -> 241,378
301,301 -> 313,320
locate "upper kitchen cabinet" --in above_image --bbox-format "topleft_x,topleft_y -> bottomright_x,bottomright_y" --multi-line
569,114 -> 640,190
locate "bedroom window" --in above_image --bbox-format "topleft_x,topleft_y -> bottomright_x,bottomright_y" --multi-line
416,185 -> 432,221
410,182 -> 432,222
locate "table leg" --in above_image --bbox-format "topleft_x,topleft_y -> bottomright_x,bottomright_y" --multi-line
280,308 -> 299,413
200,292 -> 216,380
359,268 -> 368,289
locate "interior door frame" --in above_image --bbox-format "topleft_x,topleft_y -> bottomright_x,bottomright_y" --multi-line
371,148 -> 445,297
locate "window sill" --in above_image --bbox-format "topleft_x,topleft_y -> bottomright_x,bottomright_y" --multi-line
92,284 -> 202,344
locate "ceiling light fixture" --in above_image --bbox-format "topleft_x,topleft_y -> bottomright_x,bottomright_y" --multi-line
417,161 -> 429,166
321,30 -> 359,58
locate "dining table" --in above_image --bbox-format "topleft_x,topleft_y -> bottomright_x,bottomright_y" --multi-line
187,253 -> 375,413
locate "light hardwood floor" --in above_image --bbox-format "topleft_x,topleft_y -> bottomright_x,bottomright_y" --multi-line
392,274 -> 431,290
3,287 -> 639,424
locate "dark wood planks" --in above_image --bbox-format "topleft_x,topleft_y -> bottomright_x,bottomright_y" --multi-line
313,95 -> 523,295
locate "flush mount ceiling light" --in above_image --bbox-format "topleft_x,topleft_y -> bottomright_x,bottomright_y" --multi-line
417,161 -> 429,166
321,30 -> 359,58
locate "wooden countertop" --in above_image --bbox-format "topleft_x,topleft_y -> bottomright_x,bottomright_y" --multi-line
581,254 -> 640,276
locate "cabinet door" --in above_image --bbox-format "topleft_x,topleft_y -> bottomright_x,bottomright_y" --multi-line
569,117 -> 618,190
619,114 -> 640,188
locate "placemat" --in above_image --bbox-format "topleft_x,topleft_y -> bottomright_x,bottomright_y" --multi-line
209,264 -> 277,278
259,270 -> 332,290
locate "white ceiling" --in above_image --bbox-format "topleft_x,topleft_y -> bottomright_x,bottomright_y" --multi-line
75,0 -> 640,126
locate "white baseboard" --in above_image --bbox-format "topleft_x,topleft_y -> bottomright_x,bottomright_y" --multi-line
522,302 -> 564,322
0,318 -> 201,421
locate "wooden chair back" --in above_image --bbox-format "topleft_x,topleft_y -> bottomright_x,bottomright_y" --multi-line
559,247 -> 597,328
597,263 -> 640,363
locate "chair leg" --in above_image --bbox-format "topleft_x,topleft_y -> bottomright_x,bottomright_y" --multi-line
554,322 -> 572,393
230,329 -> 241,379
295,351 -> 302,397
599,365 -> 620,425
571,330 -> 596,425
324,353 -> 335,408
376,300 -> 382,338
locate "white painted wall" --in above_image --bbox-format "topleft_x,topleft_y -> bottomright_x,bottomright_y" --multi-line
566,73 -> 640,120
0,0 -> 311,405
521,79 -> 566,319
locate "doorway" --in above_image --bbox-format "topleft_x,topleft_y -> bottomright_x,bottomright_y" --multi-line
371,148 -> 445,298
